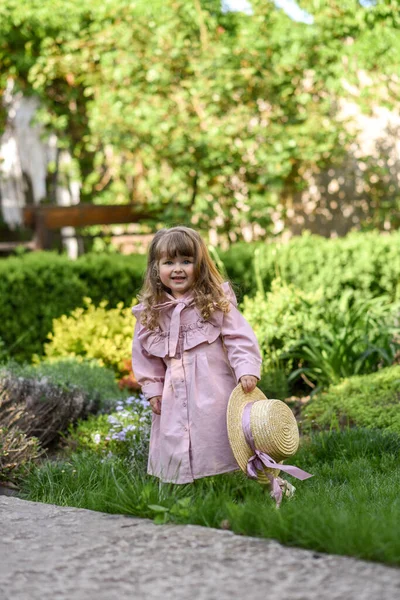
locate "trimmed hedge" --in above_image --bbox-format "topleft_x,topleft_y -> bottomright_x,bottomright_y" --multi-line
1,231 -> 399,362
221,230 -> 400,300
301,365 -> 400,433
0,252 -> 146,362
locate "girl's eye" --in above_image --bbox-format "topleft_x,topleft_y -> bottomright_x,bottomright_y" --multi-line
163,259 -> 192,264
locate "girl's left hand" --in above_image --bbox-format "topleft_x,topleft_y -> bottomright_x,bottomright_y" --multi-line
239,375 -> 258,393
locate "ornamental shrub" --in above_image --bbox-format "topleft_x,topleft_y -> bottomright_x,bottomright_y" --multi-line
243,280 -> 399,391
0,251 -> 146,362
0,252 -> 86,362
42,298 -> 135,378
1,357 -> 127,410
301,365 -> 400,434
1,231 -> 399,363
241,278 -> 326,371
223,231 -> 400,300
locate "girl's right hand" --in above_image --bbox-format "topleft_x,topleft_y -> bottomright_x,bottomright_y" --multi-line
149,395 -> 162,415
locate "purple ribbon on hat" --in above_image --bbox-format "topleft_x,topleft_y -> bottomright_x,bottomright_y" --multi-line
242,402 -> 313,507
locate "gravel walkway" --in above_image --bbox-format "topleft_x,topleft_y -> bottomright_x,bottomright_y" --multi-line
1,496 -> 399,600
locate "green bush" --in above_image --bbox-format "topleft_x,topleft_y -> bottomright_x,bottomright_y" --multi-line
257,367 -> 290,400
1,232 -> 399,363
0,251 -> 146,362
73,253 -> 146,306
0,252 -> 86,362
224,231 -> 400,300
1,357 -> 127,410
42,299 -> 135,378
301,365 -> 400,434
241,279 -> 326,370
0,337 -> 8,363
243,280 -> 399,390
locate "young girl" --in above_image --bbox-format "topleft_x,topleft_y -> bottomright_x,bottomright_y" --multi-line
131,225 -> 262,484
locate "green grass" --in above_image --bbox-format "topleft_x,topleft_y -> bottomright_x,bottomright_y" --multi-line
19,428 -> 400,565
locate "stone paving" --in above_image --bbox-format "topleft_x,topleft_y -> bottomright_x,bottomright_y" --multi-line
1,496 -> 399,600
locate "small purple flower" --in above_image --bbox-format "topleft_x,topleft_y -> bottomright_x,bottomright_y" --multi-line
112,431 -> 127,441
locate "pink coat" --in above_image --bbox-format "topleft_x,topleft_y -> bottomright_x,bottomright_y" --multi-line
131,281 -> 262,483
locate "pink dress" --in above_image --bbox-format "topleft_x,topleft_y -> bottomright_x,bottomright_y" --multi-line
131,281 -> 262,483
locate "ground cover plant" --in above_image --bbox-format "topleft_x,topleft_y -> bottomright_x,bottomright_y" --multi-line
19,427 -> 400,566
302,365 -> 400,434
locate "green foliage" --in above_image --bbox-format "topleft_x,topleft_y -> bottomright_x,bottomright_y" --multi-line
0,251 -> 145,362
241,279 -> 326,370
220,242 -> 262,299
73,253 -> 146,307
301,365 -> 400,434
2,1 -> 400,231
229,231 -> 400,299
1,357 -> 127,410
243,279 -> 399,390
286,293 -> 400,390
65,394 -> 151,466
0,337 -> 8,363
257,366 -> 290,401
43,299 -> 134,377
0,252 -> 86,362
1,232 -> 399,366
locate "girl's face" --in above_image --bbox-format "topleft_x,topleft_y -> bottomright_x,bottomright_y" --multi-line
158,252 -> 195,298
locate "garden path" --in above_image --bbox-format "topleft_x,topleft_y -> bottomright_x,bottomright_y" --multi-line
1,496 -> 399,600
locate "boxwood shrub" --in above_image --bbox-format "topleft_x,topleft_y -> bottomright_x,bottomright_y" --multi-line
0,252 -> 146,362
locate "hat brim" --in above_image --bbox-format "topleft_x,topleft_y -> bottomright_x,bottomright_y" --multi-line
226,384 -> 281,483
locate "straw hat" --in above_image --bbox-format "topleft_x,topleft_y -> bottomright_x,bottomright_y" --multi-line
226,384 -> 300,484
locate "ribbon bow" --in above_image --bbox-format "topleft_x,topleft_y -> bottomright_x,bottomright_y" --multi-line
242,402 -> 313,507
153,296 -> 195,358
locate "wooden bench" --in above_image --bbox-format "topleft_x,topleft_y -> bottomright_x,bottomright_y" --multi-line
23,204 -> 155,249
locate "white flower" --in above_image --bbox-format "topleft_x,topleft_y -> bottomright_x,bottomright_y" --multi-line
93,433 -> 101,444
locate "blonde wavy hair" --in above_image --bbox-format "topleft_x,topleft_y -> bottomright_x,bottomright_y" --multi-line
137,226 -> 231,329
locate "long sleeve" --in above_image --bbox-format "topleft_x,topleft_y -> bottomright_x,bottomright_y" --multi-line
220,283 -> 262,383
132,318 -> 166,399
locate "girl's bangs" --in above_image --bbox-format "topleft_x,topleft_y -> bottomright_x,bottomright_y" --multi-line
157,232 -> 196,259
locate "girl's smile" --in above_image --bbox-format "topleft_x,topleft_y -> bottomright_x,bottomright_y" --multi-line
159,253 -> 195,298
